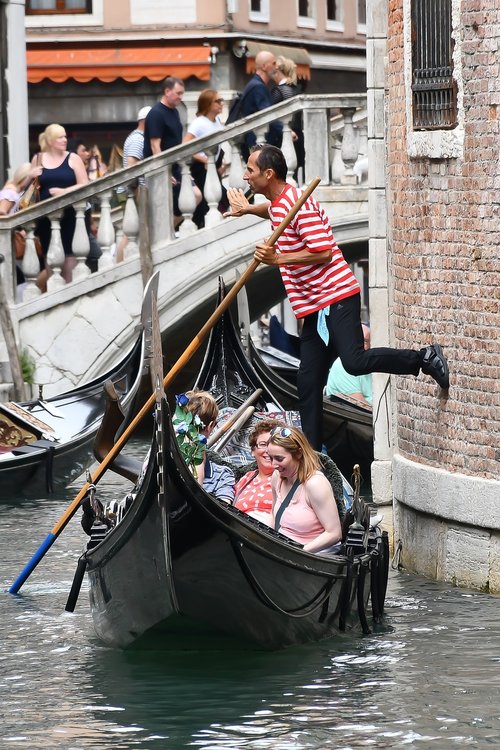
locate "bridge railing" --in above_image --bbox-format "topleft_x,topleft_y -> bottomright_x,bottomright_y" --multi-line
0,94 -> 366,305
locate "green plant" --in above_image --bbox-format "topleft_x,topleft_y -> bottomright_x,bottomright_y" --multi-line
20,349 -> 36,385
172,393 -> 207,475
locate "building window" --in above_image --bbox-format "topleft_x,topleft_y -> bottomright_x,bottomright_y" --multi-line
327,0 -> 340,20
298,0 -> 316,28
326,0 -> 343,29
249,0 -> 270,22
26,0 -> 91,13
357,0 -> 366,29
411,0 -> 457,129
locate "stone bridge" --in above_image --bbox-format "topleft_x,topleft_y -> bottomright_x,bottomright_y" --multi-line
0,94 -> 368,398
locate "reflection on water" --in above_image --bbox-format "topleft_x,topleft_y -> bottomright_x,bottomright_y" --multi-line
1,438 -> 500,749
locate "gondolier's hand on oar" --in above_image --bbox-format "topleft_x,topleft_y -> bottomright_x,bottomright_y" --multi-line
254,240 -> 278,265
255,238 -> 332,267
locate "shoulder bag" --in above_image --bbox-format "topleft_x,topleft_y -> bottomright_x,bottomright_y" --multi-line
19,154 -> 42,210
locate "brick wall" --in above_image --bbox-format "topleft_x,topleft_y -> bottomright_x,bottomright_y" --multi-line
386,0 -> 500,480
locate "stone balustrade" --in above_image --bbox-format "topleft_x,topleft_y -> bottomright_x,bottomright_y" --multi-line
0,94 -> 367,306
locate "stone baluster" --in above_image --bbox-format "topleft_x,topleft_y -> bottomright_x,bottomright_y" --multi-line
331,134 -> 344,184
71,200 -> 91,281
96,190 -> 115,269
45,212 -> 66,291
20,223 -> 42,301
281,124 -> 297,185
203,151 -> 223,228
254,124 -> 267,145
340,108 -> 360,185
122,193 -> 140,258
113,213 -> 125,262
177,160 -> 197,236
227,142 -> 247,189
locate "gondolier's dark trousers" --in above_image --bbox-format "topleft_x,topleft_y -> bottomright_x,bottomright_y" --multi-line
298,293 -> 423,450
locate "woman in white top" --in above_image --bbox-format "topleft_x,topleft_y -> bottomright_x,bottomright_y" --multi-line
183,89 -> 227,228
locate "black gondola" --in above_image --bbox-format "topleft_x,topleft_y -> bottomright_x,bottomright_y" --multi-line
80,296 -> 389,650
0,291 -> 151,502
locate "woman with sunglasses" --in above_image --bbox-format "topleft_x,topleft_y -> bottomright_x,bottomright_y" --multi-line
233,418 -> 285,523
183,88 -> 227,228
267,426 -> 342,554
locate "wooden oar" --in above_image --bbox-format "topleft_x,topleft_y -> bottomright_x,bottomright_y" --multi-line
206,388 -> 263,448
8,176 -> 321,595
211,405 -> 255,452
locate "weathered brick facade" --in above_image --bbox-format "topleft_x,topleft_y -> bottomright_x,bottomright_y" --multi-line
368,0 -> 499,591
386,0 -> 499,480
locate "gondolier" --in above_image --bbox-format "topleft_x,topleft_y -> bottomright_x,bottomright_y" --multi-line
226,144 -> 450,450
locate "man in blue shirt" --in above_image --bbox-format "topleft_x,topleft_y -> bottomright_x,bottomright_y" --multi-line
239,51 -> 283,161
143,76 -> 185,226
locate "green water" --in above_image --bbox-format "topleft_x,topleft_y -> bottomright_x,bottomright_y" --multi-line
1,438 -> 499,749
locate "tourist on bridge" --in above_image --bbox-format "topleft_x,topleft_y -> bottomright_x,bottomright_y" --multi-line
143,76 -> 186,229
183,89 -> 227,229
225,144 -> 450,451
232,50 -> 283,162
32,123 -> 89,286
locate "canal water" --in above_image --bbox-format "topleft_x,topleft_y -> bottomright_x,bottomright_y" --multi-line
1,437 -> 499,749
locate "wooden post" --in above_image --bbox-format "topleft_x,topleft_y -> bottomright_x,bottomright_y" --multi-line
138,186 -> 153,286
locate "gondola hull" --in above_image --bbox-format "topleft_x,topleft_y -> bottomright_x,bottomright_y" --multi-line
0,338 -> 145,502
85,400 -> 387,649
84,294 -> 387,650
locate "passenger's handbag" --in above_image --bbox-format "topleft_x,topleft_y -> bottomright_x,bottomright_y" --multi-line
19,154 -> 42,210
19,177 -> 41,210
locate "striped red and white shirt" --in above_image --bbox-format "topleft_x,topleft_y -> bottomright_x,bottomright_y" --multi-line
268,184 -> 360,319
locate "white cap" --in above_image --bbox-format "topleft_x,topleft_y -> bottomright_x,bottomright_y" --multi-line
137,106 -> 152,121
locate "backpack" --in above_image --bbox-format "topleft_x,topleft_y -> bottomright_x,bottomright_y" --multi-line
225,78 -> 262,125
225,92 -> 244,125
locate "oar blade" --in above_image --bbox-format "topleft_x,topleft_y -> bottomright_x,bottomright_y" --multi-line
8,532 -> 57,594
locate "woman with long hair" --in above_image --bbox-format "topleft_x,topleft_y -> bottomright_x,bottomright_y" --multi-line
267,426 -> 342,553
183,88 -> 227,228
271,56 -> 304,172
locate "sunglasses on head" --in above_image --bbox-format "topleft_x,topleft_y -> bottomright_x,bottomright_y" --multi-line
269,426 -> 292,439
